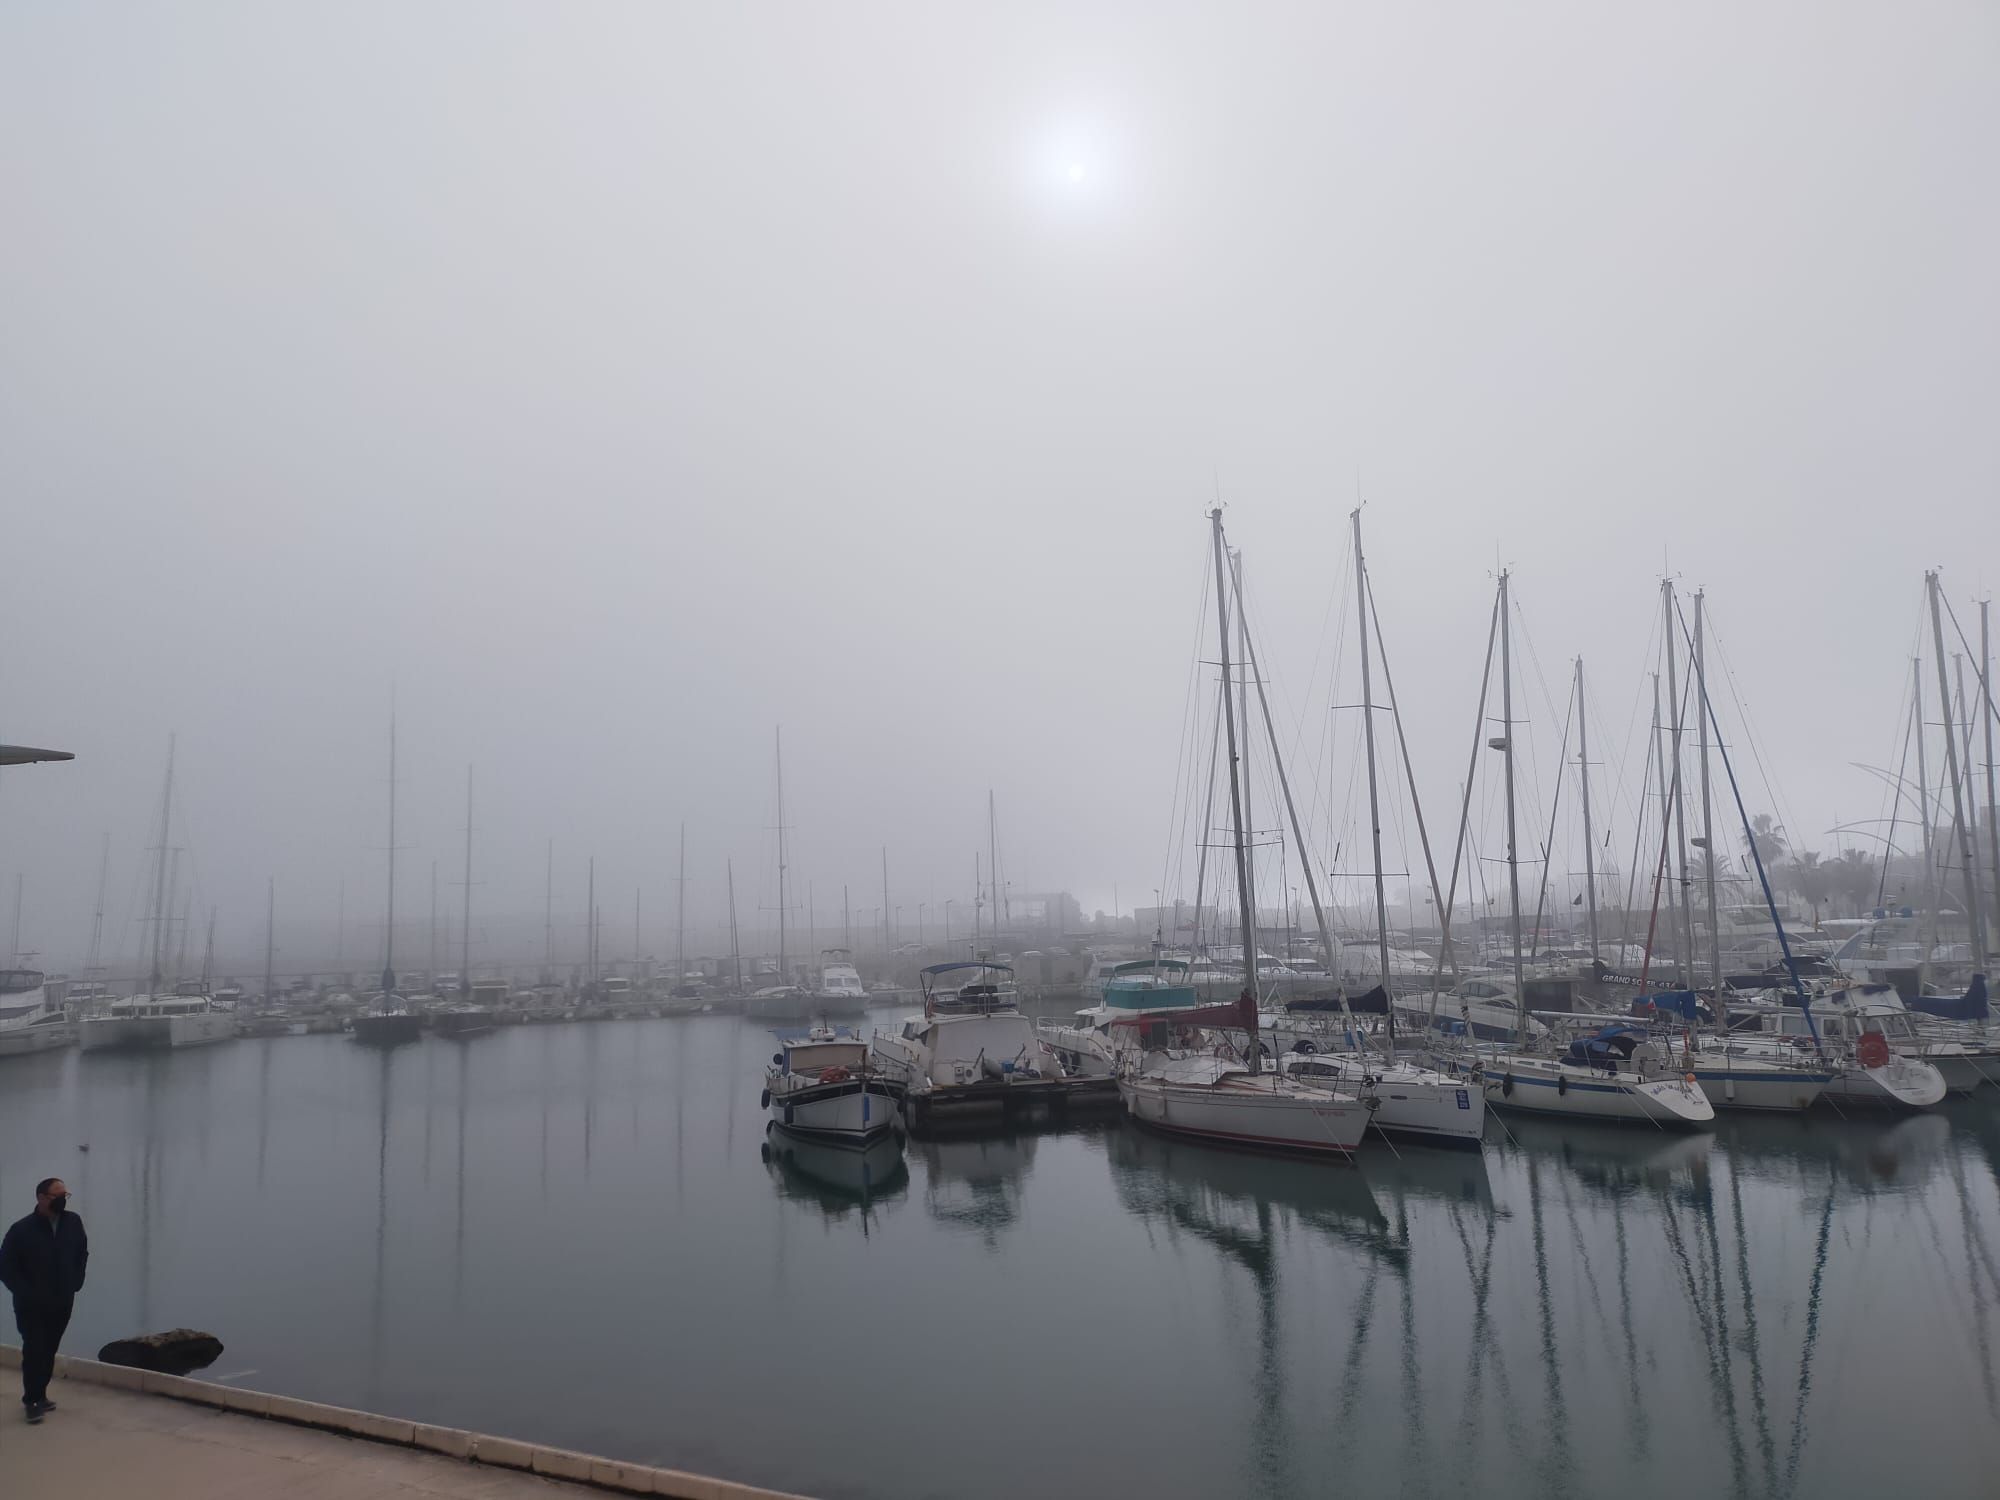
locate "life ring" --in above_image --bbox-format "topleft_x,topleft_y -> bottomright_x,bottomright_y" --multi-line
1856,1032 -> 1891,1069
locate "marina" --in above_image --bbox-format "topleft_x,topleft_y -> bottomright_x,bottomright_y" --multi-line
4,1016 -> 2000,1498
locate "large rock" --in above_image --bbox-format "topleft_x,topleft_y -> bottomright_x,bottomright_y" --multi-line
97,1329 -> 225,1374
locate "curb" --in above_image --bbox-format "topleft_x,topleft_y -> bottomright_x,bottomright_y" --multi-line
0,1343 -> 810,1499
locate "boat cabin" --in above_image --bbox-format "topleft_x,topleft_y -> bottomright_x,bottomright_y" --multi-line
775,1028 -> 869,1078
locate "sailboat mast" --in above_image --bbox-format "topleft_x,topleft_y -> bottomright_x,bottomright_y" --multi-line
727,857 -> 742,990
1694,592 -> 1722,1001
430,861 -> 439,981
1576,658 -> 1601,964
1351,511 -> 1393,1058
460,764 -> 472,995
85,833 -> 109,986
1984,600 -> 2000,941
1209,509 -> 1262,1073
988,790 -> 1002,936
1234,549 -> 1257,957
676,823 -> 686,982
148,735 -> 177,995
881,847 -> 891,954
1914,660 -> 1938,995
201,906 -> 216,990
587,855 -> 597,991
382,708 -> 398,999
264,877 -> 276,1005
973,853 -> 982,952
1661,580 -> 1697,989
1499,571 -> 1525,1029
1930,572 -> 1990,968
775,729 -> 788,985
543,839 -> 553,973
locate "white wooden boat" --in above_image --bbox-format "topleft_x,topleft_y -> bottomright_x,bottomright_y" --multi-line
764,1025 -> 901,1143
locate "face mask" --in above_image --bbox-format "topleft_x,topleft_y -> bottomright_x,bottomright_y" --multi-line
48,1195 -> 68,1215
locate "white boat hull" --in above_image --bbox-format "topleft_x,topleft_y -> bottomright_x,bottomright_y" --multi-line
0,1020 -> 75,1057
1689,1056 -> 1833,1112
79,1011 -> 237,1050
1118,1074 -> 1370,1154
1484,1057 -> 1714,1127
1822,1057 -> 1947,1109
1282,1054 -> 1485,1145
767,1079 -> 900,1142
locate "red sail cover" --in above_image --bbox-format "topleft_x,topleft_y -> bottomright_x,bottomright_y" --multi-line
1110,995 -> 1257,1031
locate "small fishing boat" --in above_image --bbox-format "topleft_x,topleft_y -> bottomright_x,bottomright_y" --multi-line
763,1025 -> 902,1144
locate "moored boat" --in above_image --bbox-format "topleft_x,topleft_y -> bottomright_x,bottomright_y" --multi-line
763,1025 -> 902,1144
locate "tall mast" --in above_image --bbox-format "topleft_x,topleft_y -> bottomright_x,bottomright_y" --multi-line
676,823 -> 686,982
1351,510 -> 1393,1060
727,858 -> 742,990
587,855 -> 597,990
148,735 -> 177,995
988,789 -> 1003,935
1498,571 -> 1525,1031
1209,509 -> 1261,1073
460,764 -> 472,994
774,728 -> 788,985
1234,549 -> 1257,954
1695,591 -> 1722,1000
973,853 -> 982,952
381,707 -> 398,1000
634,888 -> 641,966
1930,572 -> 1989,969
1650,672 -> 1672,979
843,884 -> 851,951
201,906 -> 217,990
264,877 -> 276,1005
429,861 -> 439,982
1662,580 -> 1697,988
1984,600 -> 2000,942
881,847 -> 891,954
85,833 -> 109,986
1914,660 -> 1939,995
1575,658 -> 1601,963
543,839 -> 553,974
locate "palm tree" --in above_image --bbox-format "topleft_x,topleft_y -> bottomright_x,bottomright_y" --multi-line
1743,813 -> 1789,870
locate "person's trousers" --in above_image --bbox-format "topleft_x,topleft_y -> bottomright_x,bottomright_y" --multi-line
12,1294 -> 74,1408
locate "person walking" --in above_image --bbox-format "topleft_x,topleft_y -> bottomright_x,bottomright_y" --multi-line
1,1177 -> 89,1424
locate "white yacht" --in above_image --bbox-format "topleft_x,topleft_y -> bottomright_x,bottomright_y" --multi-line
1041,958 -> 1199,1078
806,950 -> 870,1018
1482,1020 -> 1714,1128
79,984 -> 236,1051
1113,997 -> 1372,1156
1738,986 -> 1948,1108
1397,975 -> 1553,1045
871,962 -> 1066,1125
0,970 -> 73,1058
763,1025 -> 901,1144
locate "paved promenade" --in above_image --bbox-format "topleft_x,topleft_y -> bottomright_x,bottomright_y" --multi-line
0,1346 -> 807,1499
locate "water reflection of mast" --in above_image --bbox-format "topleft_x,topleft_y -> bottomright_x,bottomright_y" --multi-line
369,1046 -> 394,1406
1525,1156 -> 1576,1490
453,1042 -> 468,1307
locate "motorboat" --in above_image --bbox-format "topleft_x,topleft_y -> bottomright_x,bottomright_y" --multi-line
78,983 -> 236,1051
1112,996 -> 1372,1156
1040,957 -> 1199,1078
871,962 -> 1067,1125
0,969 -> 73,1058
1481,1021 -> 1714,1128
805,950 -> 870,1018
763,1025 -> 902,1144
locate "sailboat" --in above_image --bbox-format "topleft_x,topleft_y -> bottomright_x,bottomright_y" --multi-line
1474,575 -> 1713,1128
80,737 -> 236,1051
353,712 -> 421,1046
1113,509 -> 1371,1157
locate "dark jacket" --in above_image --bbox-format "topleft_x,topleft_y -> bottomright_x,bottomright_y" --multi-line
0,1209 -> 89,1304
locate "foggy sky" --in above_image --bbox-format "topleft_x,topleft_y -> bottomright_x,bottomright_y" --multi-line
3,2 -> 1996,973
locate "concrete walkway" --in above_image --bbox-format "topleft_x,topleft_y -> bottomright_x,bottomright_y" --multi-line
0,1380 -> 587,1496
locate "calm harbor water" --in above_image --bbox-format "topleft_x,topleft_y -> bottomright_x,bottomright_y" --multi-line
4,1015 -> 1999,1499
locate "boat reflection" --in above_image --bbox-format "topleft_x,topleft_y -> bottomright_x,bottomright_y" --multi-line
909,1120 -> 1083,1247
763,1125 -> 909,1227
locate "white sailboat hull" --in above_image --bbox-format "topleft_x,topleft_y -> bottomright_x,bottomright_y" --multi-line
1483,1056 -> 1714,1127
0,1019 -> 75,1056
1822,1058 -> 1947,1109
1281,1054 -> 1485,1145
79,1010 -> 236,1051
1118,1074 -> 1371,1154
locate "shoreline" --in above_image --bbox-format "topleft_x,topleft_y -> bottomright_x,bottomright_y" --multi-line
0,1343 -> 811,1499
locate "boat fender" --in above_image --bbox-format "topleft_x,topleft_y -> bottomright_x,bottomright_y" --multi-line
760,1088 -> 771,1110
772,1053 -> 783,1067
1502,1071 -> 1515,1097
1684,1073 -> 1697,1086
1557,1074 -> 1567,1096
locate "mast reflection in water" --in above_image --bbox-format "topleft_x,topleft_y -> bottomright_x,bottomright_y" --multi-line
4,1017 -> 1998,1499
